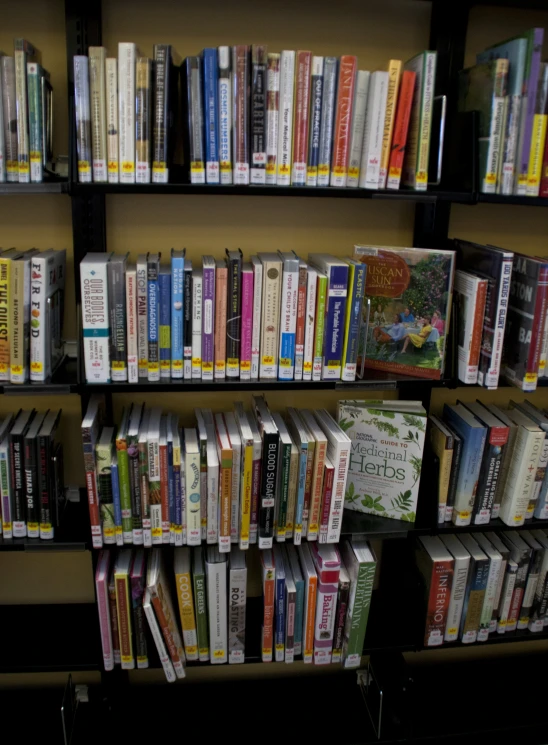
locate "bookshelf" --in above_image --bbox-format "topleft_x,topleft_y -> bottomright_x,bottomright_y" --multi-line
2,0 -> 548,741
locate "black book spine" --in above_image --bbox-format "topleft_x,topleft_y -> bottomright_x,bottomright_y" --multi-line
182,57 -> 205,184
10,433 -> 26,536
225,251 -> 242,379
38,432 -> 52,538
259,430 -> 278,548
51,442 -> 64,529
107,259 -> 127,381
446,435 -> 462,515
129,447 -> 142,536
131,575 -> 148,667
152,44 -> 170,182
183,263 -> 192,379
24,431 -> 39,537
472,433 -> 503,523
250,45 -> 267,184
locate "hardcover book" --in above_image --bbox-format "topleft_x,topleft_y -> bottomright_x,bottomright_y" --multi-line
415,535 -> 454,647
218,47 -> 232,184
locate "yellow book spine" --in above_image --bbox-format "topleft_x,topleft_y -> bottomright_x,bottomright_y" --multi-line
239,443 -> 253,550
379,60 -> 402,188
430,429 -> 453,522
175,569 -> 198,660
341,262 -> 355,372
526,114 -> 547,197
0,258 -> 10,380
10,258 -> 24,381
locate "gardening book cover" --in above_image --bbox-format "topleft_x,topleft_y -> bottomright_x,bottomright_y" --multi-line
338,400 -> 426,523
353,245 -> 455,380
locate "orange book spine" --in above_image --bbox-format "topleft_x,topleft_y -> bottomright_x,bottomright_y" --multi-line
304,575 -> 317,663
386,70 -> 416,190
214,264 -> 227,379
307,441 -> 326,540
262,570 -> 275,662
470,279 -> 488,371
115,575 -> 134,669
219,450 -> 232,552
151,594 -> 185,672
291,51 -> 312,186
330,56 -> 357,187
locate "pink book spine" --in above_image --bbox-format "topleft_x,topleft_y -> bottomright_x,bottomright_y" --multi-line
214,264 -> 228,379
319,461 -> 334,544
250,454 -> 261,544
240,266 -> 253,381
96,553 -> 114,671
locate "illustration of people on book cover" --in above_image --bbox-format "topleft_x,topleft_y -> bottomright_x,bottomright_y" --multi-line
354,245 -> 455,380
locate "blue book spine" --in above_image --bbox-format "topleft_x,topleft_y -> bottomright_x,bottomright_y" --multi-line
110,460 -> 123,546
294,446 -> 307,540
203,48 -> 220,184
171,254 -> 184,378
306,57 -> 324,186
158,271 -> 171,379
167,437 -> 174,542
322,265 -> 349,380
294,579 -> 304,655
342,261 -> 366,380
275,573 -> 286,659
459,557 -> 489,642
147,259 -> 160,382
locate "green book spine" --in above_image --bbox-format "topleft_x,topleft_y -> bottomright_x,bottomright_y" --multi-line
96,440 -> 115,544
116,434 -> 133,543
344,561 -> 375,668
313,274 -> 327,382
27,62 -> 43,183
276,441 -> 292,540
193,568 -> 210,662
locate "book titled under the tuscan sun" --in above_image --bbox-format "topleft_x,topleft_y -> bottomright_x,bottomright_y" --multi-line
354,245 -> 455,380
338,400 -> 426,523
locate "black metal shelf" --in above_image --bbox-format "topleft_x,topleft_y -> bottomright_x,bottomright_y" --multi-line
0,356 -> 79,395
434,516 -> 548,535
0,180 -> 68,195
0,496 -> 88,551
478,193 -> 548,207
421,628 -> 548,652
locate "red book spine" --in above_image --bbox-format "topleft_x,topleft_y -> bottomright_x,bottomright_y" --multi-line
233,45 -> 250,185
159,442 -> 170,542
116,575 -> 134,667
330,56 -> 357,187
387,70 -> 416,190
469,279 -> 488,373
291,51 -> 312,186
526,264 -> 548,388
294,262 -> 307,380
151,593 -> 184,668
319,462 -> 334,543
86,468 -> 102,548
424,560 -> 453,646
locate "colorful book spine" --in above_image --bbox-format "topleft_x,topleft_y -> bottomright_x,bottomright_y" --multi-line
347,70 -> 370,187
171,251 -> 184,378
321,265 -> 349,380
403,51 -> 436,191
232,45 -> 250,185
265,53 -> 280,185
116,435 -> 132,544
386,70 -> 416,190
515,28 -> 544,195
158,270 -> 171,379
147,255 -> 160,382
332,570 -> 349,664
330,56 -> 357,187
191,269 -> 203,379
313,273 -> 327,382
27,63 -> 43,183
277,51 -> 295,186
250,45 -> 267,185
202,257 -> 215,381
318,57 -> 337,186
226,250 -> 242,379
96,552 -> 114,671
261,551 -> 275,662
303,266 -> 317,382
175,557 -> 199,662
143,590 -> 176,682
292,51 -> 312,186
193,550 -> 210,662
136,254 -> 148,379
379,60 -> 402,188
218,47 -> 232,185
203,48 -> 220,184
307,56 -> 324,187
138,420 -> 152,547
274,552 -> 286,661
130,554 -> 148,668
135,57 -> 151,184
115,558 -> 134,669
183,261 -> 192,379
159,422 -> 170,543
278,255 -> 299,380
214,261 -> 227,379
126,266 -> 138,383
108,574 -> 121,665
341,261 -> 366,382
294,260 -> 307,380
118,43 -> 136,183
240,264 -> 253,381
108,256 -> 128,383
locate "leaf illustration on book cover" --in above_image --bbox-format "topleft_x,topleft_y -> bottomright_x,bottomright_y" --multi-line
391,490 -> 413,513
361,494 -> 386,512
101,503 -> 115,529
345,481 -> 359,503
362,416 -> 399,438
338,418 -> 354,432
409,455 -> 422,485
400,511 -> 415,522
402,414 -> 426,432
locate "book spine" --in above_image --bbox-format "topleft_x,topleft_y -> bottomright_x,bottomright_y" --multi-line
183,264 -> 192,379
143,598 -> 176,682
259,432 -> 278,550
387,70 -> 416,190
327,442 -> 348,544
148,432 -> 161,544
506,558 -> 528,632
207,560 -> 228,664
302,442 -> 315,536
379,60 -> 402,188
278,262 -> 298,380
147,259 -> 160,382
313,275 -> 327,382
342,263 -> 365,381
472,433 -> 505,525
38,433 -> 53,539
0,61 -> 4,182
82,426 -> 101,548
228,565 -> 247,664
250,45 -> 267,185
322,267 -> 348,380
193,568 -> 210,661
516,29 -> 544,194
285,446 -> 298,540
527,108 -> 547,198
226,255 -> 241,378
285,585 -> 296,663
303,571 -> 317,664
481,67 -> 506,193
540,112 -> 548,197
478,556 -> 502,641
152,45 -> 170,184
218,47 -> 232,185
171,256 -> 184,378
15,48 -> 30,182
307,441 -> 326,541
126,269 -> 138,383
115,572 -> 134,669
251,261 -> 262,380
265,53 -> 280,185
96,566 -> 114,671
214,265 -> 227,379
239,442 -> 252,550
128,442 -> 142,545
89,49 -> 107,182
319,462 -> 334,543
359,72 -> 389,189
202,263 -> 215,381
292,51 -> 312,186
108,577 -> 121,664
415,52 -> 436,190
444,555 -> 469,642
0,257 -> 10,381
294,263 -> 307,381
27,63 -> 43,183
107,458 -> 123,541
118,43 -> 136,183
259,261 -> 280,379
277,51 -> 295,186
343,560 -> 375,667
262,565 -> 275,662
185,447 -> 201,546
10,257 -> 26,383
136,258 -> 148,378
497,562 -> 517,632
159,439 -> 170,543
274,571 -> 285,661
2,58 -> 17,182
481,257 -> 512,389
135,58 -> 151,184
105,58 -> 119,183
276,441 -> 291,542
74,56 -> 92,183
332,579 -> 349,663
232,45 -> 249,185
230,439 -> 240,545
314,568 -> 338,665
461,559 -> 488,643
347,70 -> 369,187
317,57 -> 337,186
203,49 -> 220,184
131,576 -> 148,668
424,559 -> 453,647
185,57 -> 205,184
330,56 -> 356,187
150,590 -> 185,677
158,273 -> 171,379
240,269 -> 253,380
219,449 -> 232,553
307,57 -> 323,186
0,443 -> 12,538
293,445 -> 307,545
402,55 -> 425,190
526,265 -> 548,390
173,436 -> 183,545
468,279 -> 488,383
81,257 -> 111,382
250,443 -> 261,545
24,434 -> 38,537
176,569 -> 198,661
108,260 -> 127,383
303,269 -> 317,381
117,439 -> 132,543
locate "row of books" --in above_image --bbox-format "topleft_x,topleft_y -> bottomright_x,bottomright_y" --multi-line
82,394 -> 351,550
81,250 -> 367,384
458,27 -> 548,197
73,43 -> 437,191
96,539 -> 377,678
0,408 -> 63,540
0,40 -> 54,184
418,529 -> 548,647
0,248 -> 66,384
454,239 -> 548,392
430,399 -> 548,529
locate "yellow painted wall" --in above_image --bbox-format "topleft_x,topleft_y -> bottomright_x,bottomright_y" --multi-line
2,0 -> 548,688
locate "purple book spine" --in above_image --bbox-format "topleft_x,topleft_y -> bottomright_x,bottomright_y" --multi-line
240,267 -> 253,381
518,28 -> 544,187
202,260 -> 215,381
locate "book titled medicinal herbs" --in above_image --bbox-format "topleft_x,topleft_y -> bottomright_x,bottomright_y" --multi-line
338,400 -> 426,523
354,245 -> 455,380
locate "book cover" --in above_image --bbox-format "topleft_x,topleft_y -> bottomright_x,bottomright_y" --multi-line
27,63 -> 43,183
525,62 -> 548,197
107,254 -> 128,382
234,402 -> 253,550
347,70 -> 370,188
215,412 -> 233,553
250,45 -> 267,185
184,428 -> 201,546
428,415 -> 455,523
299,409 -> 327,541
11,250 -> 37,383
138,409 -> 152,547
303,265 -> 317,381
286,545 -> 304,656
136,253 -> 148,378
159,417 -> 171,543
23,411 -> 45,538
202,411 -> 220,546
276,50 -> 295,186
306,56 -> 324,186
272,412 -> 292,542
292,51 -> 312,186
125,264 -> 138,383
143,589 -> 176,682
402,51 -> 437,190
15,40 -> 39,182
224,413 -> 241,545
265,53 -> 280,185
286,407 -> 312,545
330,55 -> 357,187
146,408 -> 162,545
194,409 -> 207,541
152,44 -> 176,184
315,409 -> 351,544
203,48 -> 220,184
474,533 -> 503,641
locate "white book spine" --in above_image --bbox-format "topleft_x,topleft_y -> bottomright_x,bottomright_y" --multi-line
29,254 -> 50,381
230,440 -> 241,544
539,309 -> 548,377
207,559 -> 228,664
185,448 -> 201,546
347,71 -> 370,188
105,58 -> 119,183
265,55 -> 280,186
89,48 -> 107,183
207,455 -> 219,545
327,440 -> 349,544
483,94 -> 505,194
81,258 -> 110,383
228,564 -> 247,663
276,51 -> 295,186
259,261 -> 281,379
478,257 -> 512,389
278,262 -> 298,380
126,268 -> 138,383
118,43 -> 136,184
192,272 -> 202,379
444,554 -> 470,642
478,554 -> 502,641
314,576 -> 336,665
303,267 -> 317,381
149,437 -> 162,545
143,596 -> 176,682
136,257 -> 148,378
500,429 -> 544,526
251,260 -> 262,379
359,71 -> 389,189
